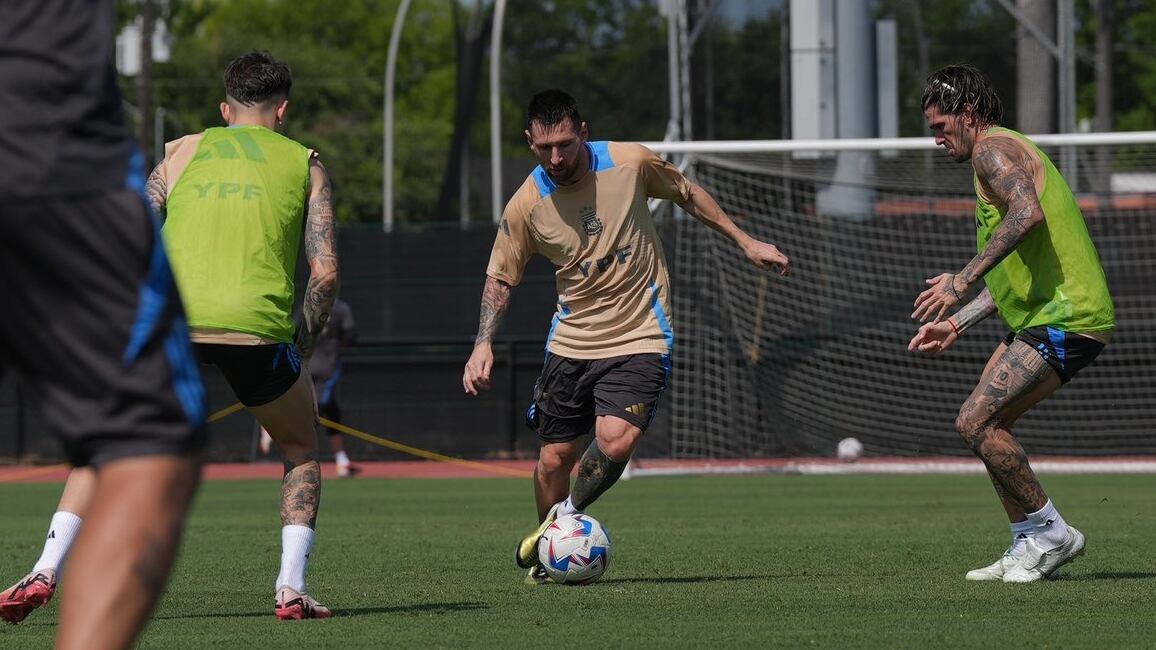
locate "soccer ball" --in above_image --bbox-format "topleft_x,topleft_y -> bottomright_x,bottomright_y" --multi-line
837,437 -> 864,462
538,513 -> 612,585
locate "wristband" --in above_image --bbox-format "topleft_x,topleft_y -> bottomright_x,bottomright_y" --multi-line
947,319 -> 960,336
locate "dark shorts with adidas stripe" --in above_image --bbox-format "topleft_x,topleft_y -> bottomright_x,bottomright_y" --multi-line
0,188 -> 207,467
1004,326 -> 1106,384
526,352 -> 670,443
197,343 -> 302,407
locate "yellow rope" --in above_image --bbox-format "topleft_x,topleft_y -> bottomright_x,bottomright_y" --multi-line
0,401 -> 531,482
319,417 -> 531,479
207,402 -> 244,422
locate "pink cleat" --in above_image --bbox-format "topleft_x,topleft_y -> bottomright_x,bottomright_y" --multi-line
274,585 -> 332,620
0,570 -> 56,624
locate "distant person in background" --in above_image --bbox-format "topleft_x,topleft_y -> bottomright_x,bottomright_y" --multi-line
908,65 -> 1114,583
0,1 -> 206,647
264,299 -> 358,476
310,298 -> 359,476
2,50 -> 339,622
462,89 -> 790,584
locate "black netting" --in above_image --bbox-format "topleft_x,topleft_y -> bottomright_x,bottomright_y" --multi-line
644,145 -> 1156,458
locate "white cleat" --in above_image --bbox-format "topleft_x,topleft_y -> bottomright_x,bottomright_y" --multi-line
1002,527 -> 1085,583
965,553 -> 1020,581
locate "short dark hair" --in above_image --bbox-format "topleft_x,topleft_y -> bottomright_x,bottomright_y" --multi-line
526,89 -> 583,131
920,64 -> 1002,126
224,51 -> 292,106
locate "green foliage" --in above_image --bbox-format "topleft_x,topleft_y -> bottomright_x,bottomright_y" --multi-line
875,0 -> 1016,136
502,0 -> 671,144
135,0 -> 457,224
1080,0 -> 1156,132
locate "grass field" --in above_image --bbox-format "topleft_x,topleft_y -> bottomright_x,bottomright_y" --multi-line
2,473 -> 1155,648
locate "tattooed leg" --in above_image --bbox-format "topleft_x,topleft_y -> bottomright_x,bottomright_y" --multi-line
955,340 -> 1062,513
250,370 -> 323,528
570,441 -> 629,511
281,459 -> 322,527
570,416 -> 641,511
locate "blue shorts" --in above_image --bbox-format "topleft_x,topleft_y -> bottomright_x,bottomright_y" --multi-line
1004,326 -> 1106,384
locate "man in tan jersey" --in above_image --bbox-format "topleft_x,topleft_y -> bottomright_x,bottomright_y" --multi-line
462,89 -> 790,583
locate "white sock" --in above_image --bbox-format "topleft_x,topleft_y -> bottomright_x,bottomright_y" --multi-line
335,451 -> 350,466
1025,499 -> 1070,550
32,511 -> 83,574
556,497 -> 577,518
1008,520 -> 1035,556
275,525 -> 315,593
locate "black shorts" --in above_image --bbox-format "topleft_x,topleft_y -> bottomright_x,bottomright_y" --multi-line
1004,326 -> 1106,384
312,370 -> 342,434
525,352 -> 670,443
0,186 -> 208,467
197,343 -> 302,407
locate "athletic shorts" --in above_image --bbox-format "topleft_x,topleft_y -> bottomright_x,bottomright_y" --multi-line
1004,326 -> 1106,384
525,352 -> 671,443
312,371 -> 342,434
0,187 -> 208,467
197,343 -> 301,407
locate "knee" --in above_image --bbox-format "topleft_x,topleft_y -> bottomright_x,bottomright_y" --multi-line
537,447 -> 572,475
597,431 -> 637,462
954,408 -> 991,452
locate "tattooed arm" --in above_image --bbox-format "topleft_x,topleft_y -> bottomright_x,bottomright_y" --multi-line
948,287 -> 997,334
145,162 -> 168,220
956,138 -> 1046,293
462,275 -> 512,395
296,158 -> 339,361
913,137 -> 1044,323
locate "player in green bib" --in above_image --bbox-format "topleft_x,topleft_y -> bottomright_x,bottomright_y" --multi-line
0,52 -> 339,622
908,65 -> 1115,584
158,51 -> 338,619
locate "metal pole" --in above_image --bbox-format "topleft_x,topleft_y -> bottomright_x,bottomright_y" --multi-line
664,0 -> 680,141
154,106 -> 166,165
1058,0 -> 1077,188
383,0 -> 413,233
678,0 -> 692,141
490,0 -> 508,227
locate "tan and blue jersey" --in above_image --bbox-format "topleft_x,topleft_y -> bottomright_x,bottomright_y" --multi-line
487,141 -> 690,359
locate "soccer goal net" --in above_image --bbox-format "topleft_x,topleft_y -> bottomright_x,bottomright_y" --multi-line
640,132 -> 1156,460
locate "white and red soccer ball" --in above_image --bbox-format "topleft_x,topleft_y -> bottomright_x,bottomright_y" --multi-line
538,513 -> 612,585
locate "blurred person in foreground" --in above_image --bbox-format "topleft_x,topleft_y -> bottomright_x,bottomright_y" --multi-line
0,1 -> 206,647
908,64 -> 1114,583
2,50 -> 339,621
462,89 -> 790,584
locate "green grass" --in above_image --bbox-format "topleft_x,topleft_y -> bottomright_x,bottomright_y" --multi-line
2,474 -> 1155,648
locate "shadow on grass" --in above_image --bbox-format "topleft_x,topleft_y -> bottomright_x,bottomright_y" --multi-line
598,574 -> 766,585
1062,571 -> 1156,582
153,601 -> 487,620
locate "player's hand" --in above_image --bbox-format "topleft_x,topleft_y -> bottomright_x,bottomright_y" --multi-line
912,273 -> 962,323
907,320 -> 959,357
463,343 -> 494,395
744,240 -> 791,276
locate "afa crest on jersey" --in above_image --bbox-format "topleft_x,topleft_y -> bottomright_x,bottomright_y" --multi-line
579,206 -> 603,236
